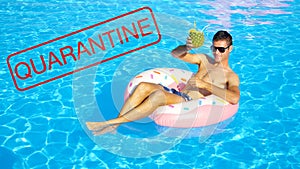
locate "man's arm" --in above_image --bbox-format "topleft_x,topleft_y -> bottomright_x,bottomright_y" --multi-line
171,44 -> 206,64
193,73 -> 240,104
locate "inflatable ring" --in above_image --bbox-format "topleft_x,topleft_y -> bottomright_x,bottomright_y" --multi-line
124,68 -> 239,128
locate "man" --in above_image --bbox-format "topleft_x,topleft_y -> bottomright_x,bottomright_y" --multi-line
86,30 -> 240,135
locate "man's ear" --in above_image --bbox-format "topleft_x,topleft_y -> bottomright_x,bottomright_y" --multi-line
229,45 -> 233,52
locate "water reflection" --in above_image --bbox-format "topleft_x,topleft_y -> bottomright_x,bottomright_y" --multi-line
192,0 -> 292,28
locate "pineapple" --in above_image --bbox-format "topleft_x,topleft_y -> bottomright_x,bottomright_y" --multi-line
189,22 -> 205,48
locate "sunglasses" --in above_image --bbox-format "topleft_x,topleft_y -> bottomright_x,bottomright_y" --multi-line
211,45 -> 231,53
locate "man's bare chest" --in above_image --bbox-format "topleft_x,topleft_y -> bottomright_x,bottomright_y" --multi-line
197,66 -> 229,89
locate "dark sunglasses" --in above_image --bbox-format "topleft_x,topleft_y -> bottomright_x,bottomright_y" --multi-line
211,45 -> 231,53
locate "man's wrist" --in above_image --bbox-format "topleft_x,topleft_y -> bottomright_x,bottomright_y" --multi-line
171,45 -> 189,58
178,45 -> 189,52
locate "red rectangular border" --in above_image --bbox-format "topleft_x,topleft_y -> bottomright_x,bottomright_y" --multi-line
7,6 -> 161,91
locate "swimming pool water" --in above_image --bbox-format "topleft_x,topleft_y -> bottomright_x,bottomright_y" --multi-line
1,0 -> 300,168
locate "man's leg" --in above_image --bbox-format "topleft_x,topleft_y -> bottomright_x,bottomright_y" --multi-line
87,89 -> 185,135
86,82 -> 165,131
117,82 -> 164,118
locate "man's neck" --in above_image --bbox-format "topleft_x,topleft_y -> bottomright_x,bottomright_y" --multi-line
214,60 -> 229,69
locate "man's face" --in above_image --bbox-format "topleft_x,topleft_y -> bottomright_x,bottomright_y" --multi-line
211,40 -> 232,63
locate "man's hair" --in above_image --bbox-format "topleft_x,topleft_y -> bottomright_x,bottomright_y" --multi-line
213,30 -> 233,46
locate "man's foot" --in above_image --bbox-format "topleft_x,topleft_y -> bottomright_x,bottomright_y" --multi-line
86,121 -> 107,131
86,122 -> 118,135
93,124 -> 117,135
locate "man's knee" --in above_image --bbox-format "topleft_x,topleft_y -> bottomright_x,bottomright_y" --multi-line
138,82 -> 155,87
136,82 -> 159,92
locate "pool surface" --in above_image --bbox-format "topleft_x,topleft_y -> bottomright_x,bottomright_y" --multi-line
1,0 -> 300,168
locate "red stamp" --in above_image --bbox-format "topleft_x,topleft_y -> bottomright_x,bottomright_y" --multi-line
7,7 -> 161,91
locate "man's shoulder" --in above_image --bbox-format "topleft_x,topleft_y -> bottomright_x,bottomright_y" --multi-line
226,69 -> 239,78
196,53 -> 214,65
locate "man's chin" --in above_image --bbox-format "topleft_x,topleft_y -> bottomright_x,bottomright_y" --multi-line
214,59 -> 221,63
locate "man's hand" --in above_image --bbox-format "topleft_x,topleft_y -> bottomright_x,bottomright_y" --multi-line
186,36 -> 194,50
189,77 -> 210,89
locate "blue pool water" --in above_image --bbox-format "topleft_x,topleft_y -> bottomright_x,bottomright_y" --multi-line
1,0 -> 300,168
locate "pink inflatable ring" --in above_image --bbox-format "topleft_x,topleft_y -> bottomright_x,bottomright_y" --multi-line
124,68 -> 239,128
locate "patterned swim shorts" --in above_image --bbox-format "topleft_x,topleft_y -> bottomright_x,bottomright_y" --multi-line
159,84 -> 192,101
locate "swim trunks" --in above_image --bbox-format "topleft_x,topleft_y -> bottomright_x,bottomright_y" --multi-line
159,84 -> 192,101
